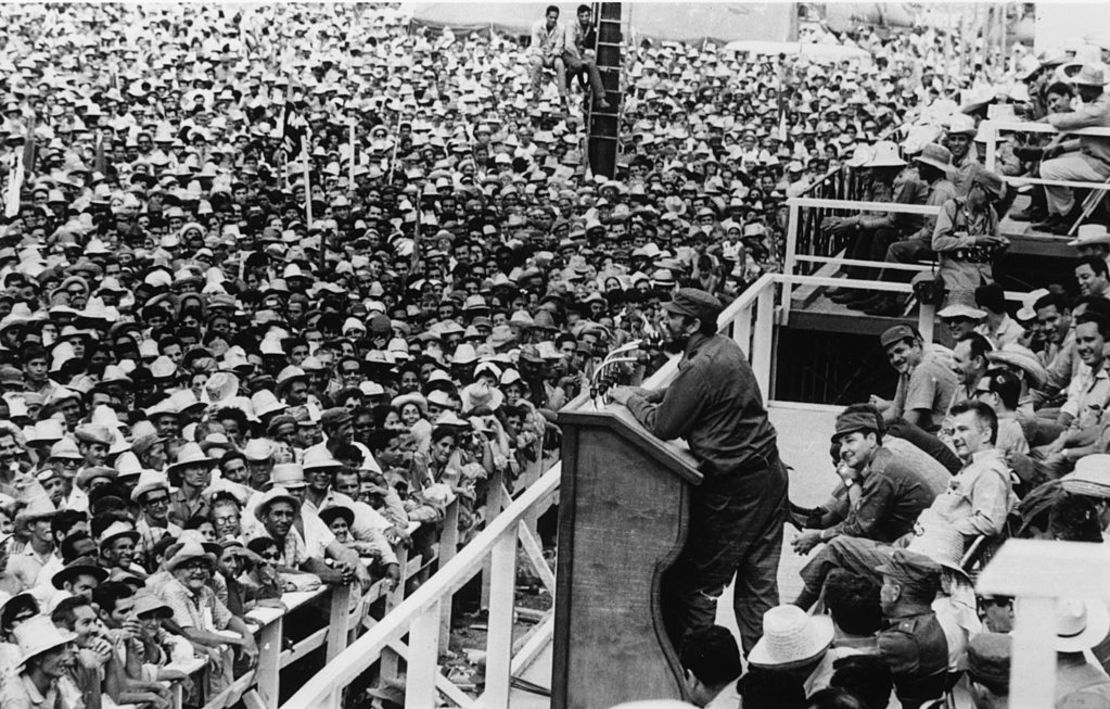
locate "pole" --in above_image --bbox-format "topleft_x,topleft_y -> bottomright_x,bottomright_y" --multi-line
348,116 -> 356,190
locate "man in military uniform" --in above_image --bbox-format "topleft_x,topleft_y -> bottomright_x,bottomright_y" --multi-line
609,287 -> 787,655
875,550 -> 950,709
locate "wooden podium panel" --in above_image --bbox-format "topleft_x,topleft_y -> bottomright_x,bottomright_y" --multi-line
552,405 -> 702,709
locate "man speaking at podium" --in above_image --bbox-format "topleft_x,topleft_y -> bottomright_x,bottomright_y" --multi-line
609,287 -> 788,655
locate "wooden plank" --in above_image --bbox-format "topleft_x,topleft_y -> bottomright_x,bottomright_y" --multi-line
518,521 -> 555,596
282,468 -> 560,707
404,601 -> 441,709
280,628 -> 327,666
255,615 -> 283,709
327,583 -> 352,662
481,466 -> 506,610
485,530 -> 517,709
438,498 -> 461,650
382,637 -> 482,709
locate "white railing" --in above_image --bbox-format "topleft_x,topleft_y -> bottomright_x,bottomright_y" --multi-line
977,539 -> 1110,708
981,119 -> 1110,193
163,496 -> 462,709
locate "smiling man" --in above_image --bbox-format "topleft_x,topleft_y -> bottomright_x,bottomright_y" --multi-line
1035,312 -> 1110,475
871,325 -> 958,434
918,400 -> 1014,541
1075,256 -> 1110,299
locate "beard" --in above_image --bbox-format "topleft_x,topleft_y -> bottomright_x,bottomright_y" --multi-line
660,322 -> 689,354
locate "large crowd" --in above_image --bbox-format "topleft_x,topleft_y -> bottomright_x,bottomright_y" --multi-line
0,1 -> 1107,708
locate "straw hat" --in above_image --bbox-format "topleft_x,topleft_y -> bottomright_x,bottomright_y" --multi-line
132,593 -> 173,620
914,143 -> 954,175
938,302 -> 986,320
460,380 -> 503,413
52,555 -> 109,589
865,140 -> 906,168
130,469 -> 174,503
747,605 -> 834,669
1016,288 -> 1050,322
97,520 -> 140,548
1068,223 -> 1110,248
1061,455 -> 1110,499
12,615 -> 76,669
268,462 -> 306,489
302,448 -> 343,472
1074,65 -> 1107,88
164,539 -> 217,573
166,442 -> 216,475
985,343 -> 1049,389
904,525 -> 969,579
1055,598 -> 1110,652
253,486 -> 301,523
391,392 -> 428,416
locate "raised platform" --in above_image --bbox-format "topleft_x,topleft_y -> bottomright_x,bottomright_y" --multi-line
508,401 -> 842,707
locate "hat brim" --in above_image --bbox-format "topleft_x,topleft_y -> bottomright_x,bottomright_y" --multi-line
984,352 -> 1048,389
1057,601 -> 1110,652
52,563 -> 109,590
915,157 -> 954,175
747,615 -> 834,669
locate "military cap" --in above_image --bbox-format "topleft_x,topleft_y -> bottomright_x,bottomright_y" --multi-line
831,408 -> 882,442
319,407 -> 352,429
662,287 -> 722,325
879,324 -> 917,349
875,549 -> 941,588
967,632 -> 1011,687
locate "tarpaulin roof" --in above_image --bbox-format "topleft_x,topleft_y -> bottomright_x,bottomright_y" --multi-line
410,3 -> 798,44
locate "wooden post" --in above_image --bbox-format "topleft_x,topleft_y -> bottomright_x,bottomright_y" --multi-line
327,583 -> 352,661
919,301 -> 936,345
438,498 -> 461,650
404,601 -> 442,709
751,287 -> 775,396
484,531 -> 518,709
481,466 -> 506,610
782,202 -> 800,323
1010,596 -> 1058,708
381,543 -> 409,683
255,616 -> 283,709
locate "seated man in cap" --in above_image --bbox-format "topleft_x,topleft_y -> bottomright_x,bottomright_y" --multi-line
792,406 -> 940,604
875,550 -> 949,708
870,325 -> 958,434
932,165 -> 1010,306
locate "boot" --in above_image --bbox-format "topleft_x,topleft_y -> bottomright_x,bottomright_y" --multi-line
1010,204 -> 1047,222
846,293 -> 886,311
864,295 -> 905,317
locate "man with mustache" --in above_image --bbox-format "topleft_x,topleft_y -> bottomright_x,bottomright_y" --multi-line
608,287 -> 787,656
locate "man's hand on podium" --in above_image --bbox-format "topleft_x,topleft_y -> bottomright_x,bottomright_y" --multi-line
607,385 -> 633,406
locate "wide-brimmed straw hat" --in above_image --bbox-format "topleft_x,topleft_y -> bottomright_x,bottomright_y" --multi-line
748,605 -> 833,669
1055,598 -> 1110,653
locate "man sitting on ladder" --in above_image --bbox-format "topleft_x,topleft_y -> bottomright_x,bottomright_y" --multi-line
563,4 -> 614,111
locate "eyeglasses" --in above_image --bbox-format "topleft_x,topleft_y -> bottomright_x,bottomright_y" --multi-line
144,495 -> 170,506
259,552 -> 280,561
341,368 -> 361,375
66,289 -> 85,296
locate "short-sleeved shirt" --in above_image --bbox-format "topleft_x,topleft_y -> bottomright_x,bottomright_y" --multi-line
894,355 -> 959,433
1062,363 -> 1110,429
162,576 -> 233,632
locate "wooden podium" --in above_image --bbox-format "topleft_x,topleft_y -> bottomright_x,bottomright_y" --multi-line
552,403 -> 703,709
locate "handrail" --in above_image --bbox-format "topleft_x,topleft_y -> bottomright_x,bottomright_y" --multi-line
981,119 -> 1110,193
282,467 -> 561,708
